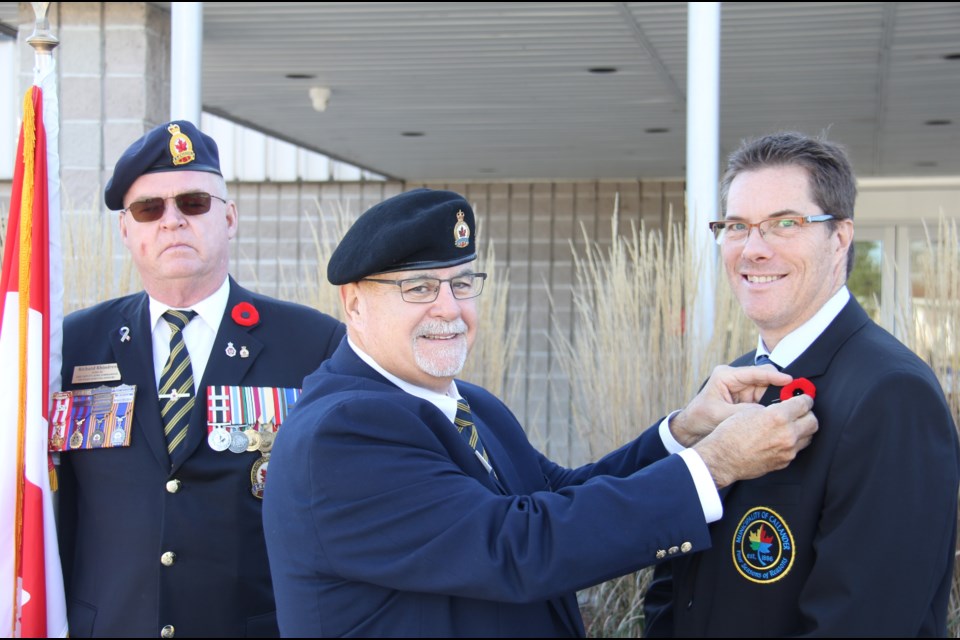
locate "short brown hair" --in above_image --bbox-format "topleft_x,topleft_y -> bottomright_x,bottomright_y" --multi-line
720,131 -> 857,277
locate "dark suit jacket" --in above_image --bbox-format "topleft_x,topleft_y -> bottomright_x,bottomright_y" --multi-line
58,278 -> 344,638
644,297 -> 960,637
263,341 -> 714,638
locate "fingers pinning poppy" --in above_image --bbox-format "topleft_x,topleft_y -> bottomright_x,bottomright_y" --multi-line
780,377 -> 816,401
231,302 -> 260,327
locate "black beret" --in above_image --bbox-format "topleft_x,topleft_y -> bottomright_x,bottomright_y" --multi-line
104,120 -> 222,210
327,188 -> 477,285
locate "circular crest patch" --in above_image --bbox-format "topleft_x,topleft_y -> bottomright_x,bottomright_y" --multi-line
732,506 -> 794,584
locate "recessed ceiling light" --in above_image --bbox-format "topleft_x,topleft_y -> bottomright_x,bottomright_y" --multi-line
588,67 -> 618,74
286,73 -> 316,79
942,53 -> 960,61
401,131 -> 425,137
645,127 -> 670,134
916,161 -> 939,167
924,119 -> 952,126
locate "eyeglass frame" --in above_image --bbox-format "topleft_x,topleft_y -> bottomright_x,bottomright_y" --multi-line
707,214 -> 835,245
123,191 -> 228,223
360,272 -> 488,303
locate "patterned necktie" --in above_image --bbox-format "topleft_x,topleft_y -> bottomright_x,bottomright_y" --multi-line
159,310 -> 197,460
454,399 -> 495,475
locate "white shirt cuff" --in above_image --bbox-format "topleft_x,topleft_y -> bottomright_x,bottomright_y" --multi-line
677,449 -> 723,523
659,411 -> 723,523
658,410 -> 685,454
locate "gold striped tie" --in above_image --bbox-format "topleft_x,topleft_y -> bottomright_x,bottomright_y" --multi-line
454,399 -> 493,472
159,310 -> 197,460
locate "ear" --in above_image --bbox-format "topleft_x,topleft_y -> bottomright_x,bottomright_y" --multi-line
834,217 -> 854,255
225,200 -> 239,240
118,212 -> 131,247
339,283 -> 362,325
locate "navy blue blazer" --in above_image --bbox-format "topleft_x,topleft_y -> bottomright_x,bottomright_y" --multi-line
58,278 -> 344,638
263,341 -> 713,637
644,297 -> 960,637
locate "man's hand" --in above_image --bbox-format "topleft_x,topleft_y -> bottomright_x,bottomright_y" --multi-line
693,394 -> 818,489
670,364 -> 793,447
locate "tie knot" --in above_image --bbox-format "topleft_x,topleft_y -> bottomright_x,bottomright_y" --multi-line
755,353 -> 780,370
163,309 -> 197,333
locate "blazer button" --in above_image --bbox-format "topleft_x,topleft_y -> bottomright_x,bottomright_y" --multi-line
668,546 -> 679,555
165,479 -> 181,494
160,624 -> 175,638
656,549 -> 666,559
680,541 -> 692,553
160,551 -> 177,567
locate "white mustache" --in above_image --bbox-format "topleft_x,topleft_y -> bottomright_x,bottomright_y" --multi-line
415,319 -> 467,338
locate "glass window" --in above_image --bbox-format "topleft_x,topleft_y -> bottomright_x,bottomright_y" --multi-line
848,240 -> 882,322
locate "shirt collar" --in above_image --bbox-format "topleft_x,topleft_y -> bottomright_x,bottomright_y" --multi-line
756,286 -> 850,368
347,337 -> 460,423
149,277 -> 230,335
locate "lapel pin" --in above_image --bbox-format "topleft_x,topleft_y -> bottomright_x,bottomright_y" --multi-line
240,346 -> 250,359
225,342 -> 237,358
119,327 -> 131,342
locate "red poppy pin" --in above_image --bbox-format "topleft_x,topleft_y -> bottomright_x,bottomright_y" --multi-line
231,302 -> 260,327
780,377 -> 816,402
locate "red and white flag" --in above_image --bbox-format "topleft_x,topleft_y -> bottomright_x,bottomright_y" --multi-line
0,63 -> 68,637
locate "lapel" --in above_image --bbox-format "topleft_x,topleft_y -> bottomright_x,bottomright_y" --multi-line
107,293 -> 173,470
171,279 -> 265,474
780,296 -> 870,381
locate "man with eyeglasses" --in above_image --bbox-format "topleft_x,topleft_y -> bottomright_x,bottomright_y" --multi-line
56,121 -> 345,637
263,187 -> 820,637
644,131 -> 959,637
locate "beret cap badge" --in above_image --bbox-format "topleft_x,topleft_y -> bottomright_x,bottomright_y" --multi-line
453,210 -> 470,248
167,123 -> 196,166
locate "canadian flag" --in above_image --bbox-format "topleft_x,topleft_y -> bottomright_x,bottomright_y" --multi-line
0,66 -> 68,637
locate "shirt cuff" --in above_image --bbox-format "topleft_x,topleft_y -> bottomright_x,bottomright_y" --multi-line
658,410 -> 685,454
677,449 -> 723,523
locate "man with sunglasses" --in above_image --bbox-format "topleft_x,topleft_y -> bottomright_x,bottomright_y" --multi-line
644,132 -> 960,637
57,121 -> 345,637
262,188 -> 820,637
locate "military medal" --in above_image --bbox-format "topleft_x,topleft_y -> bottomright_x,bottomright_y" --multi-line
69,427 -> 84,449
258,428 -> 275,454
245,428 -> 262,452
250,454 -> 269,499
228,428 -> 249,454
90,418 -> 105,448
207,426 -> 231,452
111,415 -> 127,447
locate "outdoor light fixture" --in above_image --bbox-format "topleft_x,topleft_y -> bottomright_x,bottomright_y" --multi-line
309,86 -> 331,112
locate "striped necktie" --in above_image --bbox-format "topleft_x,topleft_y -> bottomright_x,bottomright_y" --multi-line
454,399 -> 495,476
159,310 -> 197,461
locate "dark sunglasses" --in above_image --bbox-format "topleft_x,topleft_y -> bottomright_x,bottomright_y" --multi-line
124,192 -> 227,223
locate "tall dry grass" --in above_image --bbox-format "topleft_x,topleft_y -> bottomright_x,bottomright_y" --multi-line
552,207 -> 753,637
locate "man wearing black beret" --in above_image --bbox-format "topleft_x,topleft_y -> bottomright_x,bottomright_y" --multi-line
263,187 -> 818,637
57,121 -> 344,638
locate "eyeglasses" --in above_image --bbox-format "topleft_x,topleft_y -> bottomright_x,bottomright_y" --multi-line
708,214 -> 835,245
124,192 -> 228,223
361,273 -> 487,303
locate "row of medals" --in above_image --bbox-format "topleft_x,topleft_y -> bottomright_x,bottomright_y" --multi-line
65,415 -> 126,450
207,423 -> 275,455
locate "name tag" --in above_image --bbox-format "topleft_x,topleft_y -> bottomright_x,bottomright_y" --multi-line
72,363 -> 122,384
